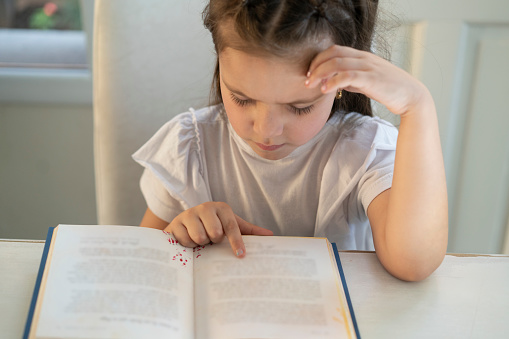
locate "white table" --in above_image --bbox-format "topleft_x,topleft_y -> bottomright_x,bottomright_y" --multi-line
1,239 -> 508,339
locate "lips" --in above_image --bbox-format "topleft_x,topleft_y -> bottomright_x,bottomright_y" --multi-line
254,142 -> 284,151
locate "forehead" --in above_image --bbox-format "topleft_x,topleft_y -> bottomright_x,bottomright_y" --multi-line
219,48 -> 323,104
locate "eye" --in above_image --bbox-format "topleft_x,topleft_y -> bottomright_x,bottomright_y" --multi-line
289,105 -> 314,115
230,92 -> 252,107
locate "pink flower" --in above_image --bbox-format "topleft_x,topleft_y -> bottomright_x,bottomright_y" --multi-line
43,2 -> 58,16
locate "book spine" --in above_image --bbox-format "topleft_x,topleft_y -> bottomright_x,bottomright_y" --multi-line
22,227 -> 55,339
332,243 -> 361,339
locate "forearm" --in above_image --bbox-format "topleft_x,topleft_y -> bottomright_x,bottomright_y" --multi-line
380,88 -> 448,280
140,207 -> 171,230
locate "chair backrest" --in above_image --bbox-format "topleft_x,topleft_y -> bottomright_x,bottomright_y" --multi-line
93,0 -> 214,225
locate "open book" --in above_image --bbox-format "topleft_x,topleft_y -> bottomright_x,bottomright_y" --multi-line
24,225 -> 360,339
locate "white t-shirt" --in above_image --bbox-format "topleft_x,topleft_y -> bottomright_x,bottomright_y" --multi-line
132,104 -> 398,250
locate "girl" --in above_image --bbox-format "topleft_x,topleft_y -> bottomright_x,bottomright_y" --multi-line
133,0 -> 448,281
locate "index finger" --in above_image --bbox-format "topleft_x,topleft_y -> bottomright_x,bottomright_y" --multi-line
216,204 -> 246,258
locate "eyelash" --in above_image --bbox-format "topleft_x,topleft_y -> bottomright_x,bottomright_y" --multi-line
289,105 -> 313,115
229,92 -> 314,115
230,92 -> 251,107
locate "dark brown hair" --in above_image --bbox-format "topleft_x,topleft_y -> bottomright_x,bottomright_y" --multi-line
203,0 -> 380,117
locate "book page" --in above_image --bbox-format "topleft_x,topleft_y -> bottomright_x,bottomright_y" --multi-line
33,225 -> 194,339
194,236 -> 356,339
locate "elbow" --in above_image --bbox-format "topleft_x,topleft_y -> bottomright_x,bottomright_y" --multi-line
381,250 -> 447,282
392,265 -> 438,282
386,225 -> 448,282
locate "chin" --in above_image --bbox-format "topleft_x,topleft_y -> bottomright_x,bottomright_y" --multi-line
254,148 -> 292,160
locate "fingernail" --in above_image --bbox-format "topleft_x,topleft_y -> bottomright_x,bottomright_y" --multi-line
305,79 -> 310,86
321,84 -> 327,91
236,249 -> 244,257
306,71 -> 311,78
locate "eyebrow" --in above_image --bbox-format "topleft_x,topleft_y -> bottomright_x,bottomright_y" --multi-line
223,79 -> 323,106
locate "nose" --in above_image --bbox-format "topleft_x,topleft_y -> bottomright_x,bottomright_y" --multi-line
252,105 -> 284,140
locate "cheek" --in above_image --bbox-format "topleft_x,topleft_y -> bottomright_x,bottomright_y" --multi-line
290,100 -> 334,143
223,100 -> 250,135
291,117 -> 326,143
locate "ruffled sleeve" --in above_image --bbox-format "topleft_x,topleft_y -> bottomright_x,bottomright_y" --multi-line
132,109 -> 212,222
315,114 -> 398,250
352,118 -> 398,216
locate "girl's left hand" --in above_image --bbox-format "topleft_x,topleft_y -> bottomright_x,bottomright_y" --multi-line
305,45 -> 430,116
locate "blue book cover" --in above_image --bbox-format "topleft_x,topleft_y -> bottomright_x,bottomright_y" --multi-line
23,227 -> 55,339
332,242 -> 361,339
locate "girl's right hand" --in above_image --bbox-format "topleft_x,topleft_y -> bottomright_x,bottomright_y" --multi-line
165,202 -> 273,257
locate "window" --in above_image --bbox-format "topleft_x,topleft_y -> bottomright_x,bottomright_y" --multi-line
0,0 -> 93,104
0,0 -> 88,69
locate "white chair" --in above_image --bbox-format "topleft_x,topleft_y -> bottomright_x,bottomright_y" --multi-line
93,0 -> 214,225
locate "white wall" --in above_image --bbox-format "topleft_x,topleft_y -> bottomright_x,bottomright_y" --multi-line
0,103 -> 96,240
381,0 -> 509,254
0,0 -> 96,240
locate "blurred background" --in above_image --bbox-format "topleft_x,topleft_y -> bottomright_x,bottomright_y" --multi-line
0,0 -> 95,238
0,0 -> 508,255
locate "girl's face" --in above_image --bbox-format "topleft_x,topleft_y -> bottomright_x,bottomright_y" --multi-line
219,48 -> 336,160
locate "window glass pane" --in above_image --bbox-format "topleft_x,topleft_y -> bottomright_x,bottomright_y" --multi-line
0,0 -> 82,30
0,0 -> 88,69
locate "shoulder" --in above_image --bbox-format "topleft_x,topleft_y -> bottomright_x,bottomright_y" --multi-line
322,111 -> 398,178
132,105 -> 225,164
161,104 -> 224,141
329,111 -> 398,153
